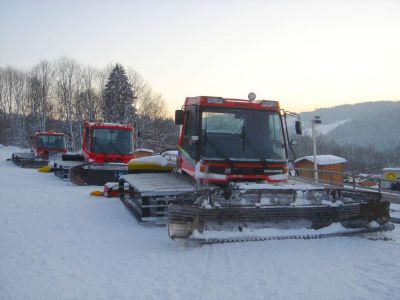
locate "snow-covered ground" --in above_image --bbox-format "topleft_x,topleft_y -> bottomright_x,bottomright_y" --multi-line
1,146 -> 400,300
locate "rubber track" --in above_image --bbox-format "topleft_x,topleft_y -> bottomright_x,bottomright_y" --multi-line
120,194 -> 143,221
195,224 -> 395,244
120,195 -> 395,244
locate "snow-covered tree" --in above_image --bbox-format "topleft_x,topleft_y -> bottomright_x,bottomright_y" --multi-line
102,64 -> 135,123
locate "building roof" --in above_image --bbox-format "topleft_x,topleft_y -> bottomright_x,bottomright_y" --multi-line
294,155 -> 347,166
382,168 -> 400,172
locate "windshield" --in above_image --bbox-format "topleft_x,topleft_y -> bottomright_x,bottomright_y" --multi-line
201,109 -> 286,161
92,129 -> 133,155
37,135 -> 65,149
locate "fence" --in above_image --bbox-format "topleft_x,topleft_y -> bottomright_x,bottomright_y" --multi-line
292,167 -> 396,194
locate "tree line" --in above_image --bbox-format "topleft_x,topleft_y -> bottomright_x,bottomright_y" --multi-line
0,57 -> 178,152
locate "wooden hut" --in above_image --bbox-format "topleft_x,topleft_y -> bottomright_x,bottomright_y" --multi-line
294,155 -> 347,185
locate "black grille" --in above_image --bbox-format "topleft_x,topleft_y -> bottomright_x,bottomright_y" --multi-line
208,166 -> 281,175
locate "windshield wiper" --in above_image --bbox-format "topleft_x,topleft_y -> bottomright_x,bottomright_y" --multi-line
203,120 -> 233,168
241,126 -> 268,168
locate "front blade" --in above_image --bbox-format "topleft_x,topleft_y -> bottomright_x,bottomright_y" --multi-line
69,164 -> 129,185
168,187 -> 392,241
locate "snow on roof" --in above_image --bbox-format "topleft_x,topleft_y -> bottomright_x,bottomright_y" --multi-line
383,167 -> 400,172
86,122 -> 132,129
36,131 -> 65,136
135,148 -> 154,153
129,151 -> 177,167
294,155 -> 347,166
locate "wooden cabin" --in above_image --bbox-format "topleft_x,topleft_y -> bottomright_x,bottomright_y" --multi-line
294,155 -> 347,185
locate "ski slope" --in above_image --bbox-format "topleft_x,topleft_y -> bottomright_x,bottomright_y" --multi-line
303,119 -> 350,136
1,146 -> 400,300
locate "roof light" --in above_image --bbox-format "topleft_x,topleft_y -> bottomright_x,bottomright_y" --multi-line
207,97 -> 224,104
261,100 -> 277,107
248,92 -> 256,101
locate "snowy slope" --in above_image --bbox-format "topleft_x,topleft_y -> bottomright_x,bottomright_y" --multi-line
303,119 -> 350,136
1,146 -> 400,300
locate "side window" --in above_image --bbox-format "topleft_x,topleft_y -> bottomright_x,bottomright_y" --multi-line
85,128 -> 91,151
269,114 -> 283,141
268,114 -> 285,158
182,108 -> 198,159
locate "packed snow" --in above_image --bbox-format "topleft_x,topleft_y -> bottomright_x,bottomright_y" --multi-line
1,146 -> 400,300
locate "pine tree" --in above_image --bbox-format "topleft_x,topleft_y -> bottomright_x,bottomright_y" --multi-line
102,64 -> 135,123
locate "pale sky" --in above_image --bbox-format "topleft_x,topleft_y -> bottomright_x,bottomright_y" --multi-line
1,0 -> 399,114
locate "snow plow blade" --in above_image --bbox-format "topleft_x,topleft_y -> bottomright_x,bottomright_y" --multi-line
11,153 -> 49,168
19,159 -> 49,168
69,163 -> 129,186
38,165 -> 52,172
168,188 -> 393,242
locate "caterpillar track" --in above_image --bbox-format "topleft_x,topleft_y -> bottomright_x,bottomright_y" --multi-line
167,187 -> 393,242
183,223 -> 395,244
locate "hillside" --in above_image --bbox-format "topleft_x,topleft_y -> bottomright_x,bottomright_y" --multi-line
300,101 -> 400,151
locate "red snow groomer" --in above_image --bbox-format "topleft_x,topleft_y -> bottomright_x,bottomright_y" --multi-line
52,122 -> 135,185
11,131 -> 66,168
118,93 -> 393,243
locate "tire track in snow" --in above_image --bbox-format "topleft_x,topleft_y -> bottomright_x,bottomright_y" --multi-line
196,245 -> 213,300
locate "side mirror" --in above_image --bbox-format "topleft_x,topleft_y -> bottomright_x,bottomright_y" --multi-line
295,121 -> 302,135
175,110 -> 184,125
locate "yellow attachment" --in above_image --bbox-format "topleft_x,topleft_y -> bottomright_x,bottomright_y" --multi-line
128,161 -> 174,172
38,165 -> 52,172
90,191 -> 104,196
385,172 -> 397,181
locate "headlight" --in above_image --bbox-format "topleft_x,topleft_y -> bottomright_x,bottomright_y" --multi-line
207,97 -> 224,104
261,100 -> 277,107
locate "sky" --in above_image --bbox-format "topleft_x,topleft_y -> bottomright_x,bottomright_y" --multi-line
1,0 -> 399,114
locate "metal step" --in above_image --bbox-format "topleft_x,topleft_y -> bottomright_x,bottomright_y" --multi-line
120,173 -> 197,197
119,173 -> 198,222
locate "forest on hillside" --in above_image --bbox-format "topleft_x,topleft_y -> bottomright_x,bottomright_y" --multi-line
0,58 -> 178,152
297,101 -> 400,172
300,101 -> 400,151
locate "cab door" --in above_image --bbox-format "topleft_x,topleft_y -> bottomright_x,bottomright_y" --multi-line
182,106 -> 199,163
